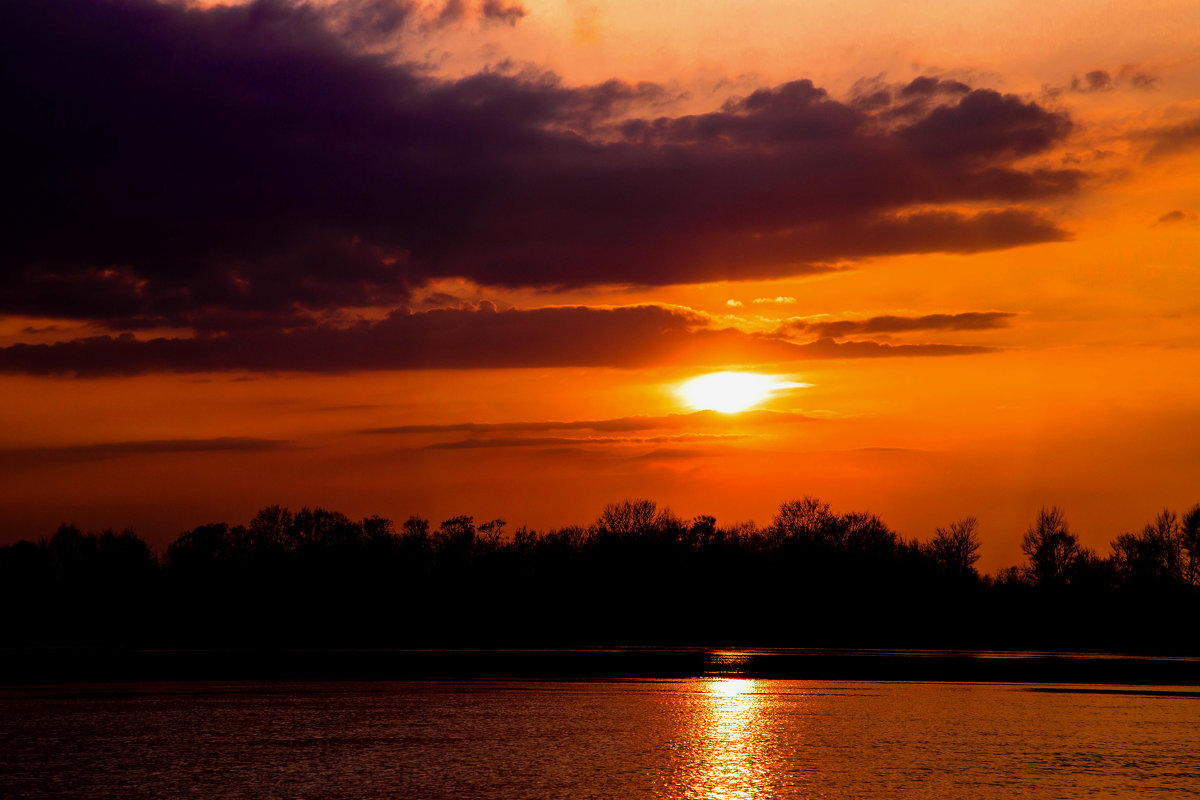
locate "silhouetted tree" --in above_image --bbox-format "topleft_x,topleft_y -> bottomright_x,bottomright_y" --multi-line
46,523 -> 96,579
166,522 -> 238,571
724,520 -> 761,547
95,529 -> 157,583
1112,509 -> 1186,588
1021,506 -> 1084,587
396,515 -> 433,573
597,499 -> 658,538
511,525 -> 538,549
6,497 -> 1199,652
840,512 -> 898,560
770,497 -> 841,549
402,515 -> 431,542
688,515 -> 718,546
292,507 -> 359,550
1183,504 -> 1200,587
994,565 -> 1025,586
437,515 -> 475,547
545,524 -> 589,551
1147,509 -> 1183,582
361,515 -> 395,543
479,519 -> 506,547
248,504 -> 294,554
931,517 -> 982,578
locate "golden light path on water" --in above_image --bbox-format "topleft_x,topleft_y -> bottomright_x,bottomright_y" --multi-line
684,677 -> 775,800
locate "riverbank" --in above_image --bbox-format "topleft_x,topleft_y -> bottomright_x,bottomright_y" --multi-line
4,647 -> 1199,685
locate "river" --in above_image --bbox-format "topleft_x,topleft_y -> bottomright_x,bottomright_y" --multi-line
3,678 -> 1198,798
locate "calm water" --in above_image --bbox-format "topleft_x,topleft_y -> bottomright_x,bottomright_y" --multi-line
2,679 -> 1198,799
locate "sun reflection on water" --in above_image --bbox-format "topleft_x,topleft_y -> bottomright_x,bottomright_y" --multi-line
682,678 -> 776,800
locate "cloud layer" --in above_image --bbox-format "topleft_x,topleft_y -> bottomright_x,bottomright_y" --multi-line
0,305 -> 995,376
3,0 -> 1079,339
361,408 -> 821,453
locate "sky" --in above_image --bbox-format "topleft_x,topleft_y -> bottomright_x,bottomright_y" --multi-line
2,0 -> 1199,569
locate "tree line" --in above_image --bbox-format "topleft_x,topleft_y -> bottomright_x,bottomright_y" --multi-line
2,498 -> 1198,652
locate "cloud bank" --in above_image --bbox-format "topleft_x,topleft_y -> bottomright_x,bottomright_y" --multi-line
3,0 -> 1080,340
0,305 -> 995,376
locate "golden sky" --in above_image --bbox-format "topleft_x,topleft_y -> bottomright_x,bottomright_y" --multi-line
1,0 -> 1198,569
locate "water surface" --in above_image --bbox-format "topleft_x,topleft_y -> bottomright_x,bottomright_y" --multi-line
3,679 -> 1198,798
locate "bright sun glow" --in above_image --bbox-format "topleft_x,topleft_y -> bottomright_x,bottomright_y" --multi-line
678,372 -> 800,413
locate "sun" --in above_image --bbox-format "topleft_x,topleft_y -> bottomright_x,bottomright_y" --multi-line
677,372 -> 797,414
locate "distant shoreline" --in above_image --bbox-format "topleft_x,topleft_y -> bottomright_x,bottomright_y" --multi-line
4,647 -> 1199,686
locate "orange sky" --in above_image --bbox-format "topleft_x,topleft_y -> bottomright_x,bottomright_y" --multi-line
2,0 -> 1198,570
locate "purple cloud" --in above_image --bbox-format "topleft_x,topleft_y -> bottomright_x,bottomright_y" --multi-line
1,0 -> 1081,338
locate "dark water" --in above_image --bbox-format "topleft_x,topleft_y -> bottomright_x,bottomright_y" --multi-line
2,679 -> 1199,799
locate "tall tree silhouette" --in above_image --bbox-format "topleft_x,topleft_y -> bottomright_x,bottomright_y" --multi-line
1021,507 -> 1084,587
1113,509 -> 1187,588
769,497 -> 842,549
931,517 -> 982,577
1183,504 -> 1200,587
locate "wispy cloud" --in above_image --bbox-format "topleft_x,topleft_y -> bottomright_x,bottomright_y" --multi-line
781,311 -> 1016,339
1141,117 -> 1200,161
424,433 -> 745,450
0,437 -> 290,468
362,408 -> 820,436
1154,209 -> 1198,226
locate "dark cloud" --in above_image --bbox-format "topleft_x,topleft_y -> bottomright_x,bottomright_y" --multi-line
0,305 -> 995,376
1129,72 -> 1159,90
414,292 -> 472,310
847,75 -> 971,122
1143,117 -> 1200,161
480,0 -> 527,25
376,409 -> 810,453
324,0 -> 417,43
1046,65 -> 1159,98
1,0 -> 1080,338
431,207 -> 1067,290
632,446 -> 735,461
434,0 -> 465,26
1067,66 -> 1158,94
1154,210 -> 1198,226
0,437 -> 289,468
358,0 -> 524,33
899,76 -> 971,98
894,88 -> 1070,162
794,338 -> 993,358
425,441 -> 741,461
425,433 -> 742,450
361,408 -> 820,435
1072,70 -> 1115,93
784,311 -> 1015,339
0,306 -> 786,375
428,436 -> 590,449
